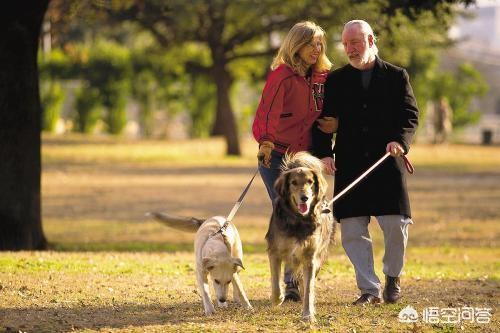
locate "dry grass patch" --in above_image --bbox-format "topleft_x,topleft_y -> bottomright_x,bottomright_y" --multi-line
1,135 -> 499,332
0,251 -> 498,332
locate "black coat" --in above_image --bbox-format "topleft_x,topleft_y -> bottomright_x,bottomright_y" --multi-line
312,57 -> 419,219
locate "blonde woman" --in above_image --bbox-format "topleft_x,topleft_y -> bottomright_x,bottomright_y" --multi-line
252,21 -> 337,302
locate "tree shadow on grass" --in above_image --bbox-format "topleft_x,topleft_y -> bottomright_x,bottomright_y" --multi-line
48,241 -> 268,253
1,282 -> 498,332
44,163 -> 258,177
0,300 -> 270,333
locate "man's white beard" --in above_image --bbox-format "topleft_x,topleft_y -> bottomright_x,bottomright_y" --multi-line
350,53 -> 373,70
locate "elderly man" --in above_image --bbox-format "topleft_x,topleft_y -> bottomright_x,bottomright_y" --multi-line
313,20 -> 419,305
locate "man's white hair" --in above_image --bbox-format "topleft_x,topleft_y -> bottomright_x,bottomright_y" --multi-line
343,20 -> 379,56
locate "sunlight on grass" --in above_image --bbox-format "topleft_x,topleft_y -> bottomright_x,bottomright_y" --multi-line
0,250 -> 497,332
0,249 -> 497,280
410,144 -> 500,171
43,134 -> 500,171
42,134 -> 257,165
7,135 -> 495,332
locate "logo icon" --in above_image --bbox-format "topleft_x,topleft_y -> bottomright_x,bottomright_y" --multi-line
399,305 -> 419,323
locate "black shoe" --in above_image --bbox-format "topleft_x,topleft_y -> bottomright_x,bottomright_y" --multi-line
284,281 -> 301,302
352,293 -> 381,306
383,276 -> 401,303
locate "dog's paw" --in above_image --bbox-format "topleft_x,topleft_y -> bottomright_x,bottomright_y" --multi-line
301,313 -> 317,324
271,295 -> 284,307
204,307 -> 216,315
217,301 -> 228,308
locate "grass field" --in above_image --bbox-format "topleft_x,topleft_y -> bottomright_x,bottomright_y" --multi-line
0,134 -> 499,332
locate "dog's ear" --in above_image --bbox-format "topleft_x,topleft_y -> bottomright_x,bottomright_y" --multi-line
202,257 -> 217,271
314,170 -> 328,200
232,258 -> 244,271
274,172 -> 289,198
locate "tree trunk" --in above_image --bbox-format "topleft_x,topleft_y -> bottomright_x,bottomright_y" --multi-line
210,63 -> 241,155
0,1 -> 49,250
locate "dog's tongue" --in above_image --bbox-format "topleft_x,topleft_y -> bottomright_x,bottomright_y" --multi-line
298,203 -> 308,214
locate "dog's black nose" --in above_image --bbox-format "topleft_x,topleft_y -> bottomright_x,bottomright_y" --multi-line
300,195 -> 308,202
219,297 -> 226,303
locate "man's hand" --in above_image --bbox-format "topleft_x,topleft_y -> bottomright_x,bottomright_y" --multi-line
386,141 -> 404,157
321,157 -> 336,175
317,117 -> 338,134
257,141 -> 274,167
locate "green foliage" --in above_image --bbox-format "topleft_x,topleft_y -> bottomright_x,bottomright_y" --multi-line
74,85 -> 102,133
39,48 -> 74,79
86,40 -> 131,135
106,100 -> 128,135
130,43 -> 196,137
188,75 -> 216,138
41,81 -> 65,133
364,5 -> 486,130
44,0 -> 480,143
40,43 -> 131,135
432,63 -> 488,128
132,70 -> 156,137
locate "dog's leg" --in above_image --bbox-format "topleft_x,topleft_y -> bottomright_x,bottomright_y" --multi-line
196,268 -> 215,315
232,273 -> 253,310
268,254 -> 284,306
298,278 -> 304,298
301,260 -> 317,323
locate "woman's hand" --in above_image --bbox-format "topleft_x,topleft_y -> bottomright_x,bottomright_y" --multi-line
317,116 -> 338,134
257,141 -> 274,167
321,157 -> 336,175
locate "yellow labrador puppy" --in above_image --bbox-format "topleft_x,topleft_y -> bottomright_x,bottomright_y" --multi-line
147,212 -> 252,315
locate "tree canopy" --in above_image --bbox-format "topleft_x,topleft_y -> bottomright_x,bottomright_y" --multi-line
44,0 -> 481,152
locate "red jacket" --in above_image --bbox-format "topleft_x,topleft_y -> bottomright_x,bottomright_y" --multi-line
252,64 -> 328,154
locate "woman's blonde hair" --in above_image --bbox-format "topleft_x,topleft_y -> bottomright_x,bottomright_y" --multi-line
271,21 -> 332,75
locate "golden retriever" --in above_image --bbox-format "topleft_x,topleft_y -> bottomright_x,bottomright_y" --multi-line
265,152 -> 335,322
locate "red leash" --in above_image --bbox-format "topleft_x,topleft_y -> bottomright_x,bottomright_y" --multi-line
402,154 -> 414,174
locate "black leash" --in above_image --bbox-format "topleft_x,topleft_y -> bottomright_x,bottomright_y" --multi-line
209,168 -> 259,237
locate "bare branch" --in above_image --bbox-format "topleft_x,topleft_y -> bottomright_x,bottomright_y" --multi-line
224,17 -> 296,50
185,61 -> 212,75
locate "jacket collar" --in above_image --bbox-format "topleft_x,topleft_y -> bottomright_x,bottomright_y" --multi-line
344,56 -> 387,92
373,56 -> 387,79
279,64 -> 328,78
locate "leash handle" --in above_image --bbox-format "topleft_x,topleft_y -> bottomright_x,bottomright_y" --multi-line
402,154 -> 414,174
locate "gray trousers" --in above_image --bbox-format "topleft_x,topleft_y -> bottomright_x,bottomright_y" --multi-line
340,215 -> 412,297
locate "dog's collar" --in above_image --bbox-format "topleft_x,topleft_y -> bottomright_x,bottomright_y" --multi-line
209,220 -> 229,238
319,200 -> 331,214
209,220 -> 232,252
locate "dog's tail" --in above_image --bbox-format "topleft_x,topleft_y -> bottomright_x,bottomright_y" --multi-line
146,212 -> 204,232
